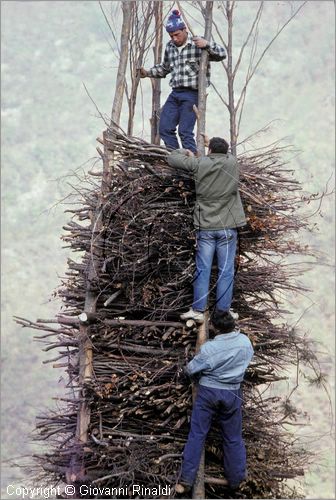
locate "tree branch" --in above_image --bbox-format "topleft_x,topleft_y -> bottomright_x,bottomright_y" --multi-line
235,1 -> 307,118
233,2 -> 263,78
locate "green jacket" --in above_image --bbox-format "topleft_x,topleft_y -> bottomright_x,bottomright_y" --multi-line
167,149 -> 246,230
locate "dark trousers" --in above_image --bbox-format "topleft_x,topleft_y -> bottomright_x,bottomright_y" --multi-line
180,385 -> 246,488
159,88 -> 198,153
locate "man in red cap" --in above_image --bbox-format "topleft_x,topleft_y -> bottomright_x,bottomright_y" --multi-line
138,10 -> 226,154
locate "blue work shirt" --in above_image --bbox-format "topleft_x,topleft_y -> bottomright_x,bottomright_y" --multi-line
185,330 -> 254,390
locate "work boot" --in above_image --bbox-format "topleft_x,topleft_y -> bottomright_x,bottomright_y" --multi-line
180,308 -> 204,324
215,309 -> 239,320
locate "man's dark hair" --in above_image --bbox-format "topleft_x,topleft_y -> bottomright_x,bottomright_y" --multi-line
212,310 -> 235,334
209,137 -> 229,154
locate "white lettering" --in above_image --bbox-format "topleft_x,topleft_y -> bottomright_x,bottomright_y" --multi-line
161,485 -> 171,495
132,484 -> 141,494
80,485 -> 89,495
6,485 -> 15,496
6,484 -> 62,499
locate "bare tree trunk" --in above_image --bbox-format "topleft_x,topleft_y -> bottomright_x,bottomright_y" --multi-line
193,5 -> 213,497
65,134 -> 112,495
226,1 -> 237,155
150,1 -> 163,144
110,0 -> 133,127
127,2 -> 154,136
196,1 -> 213,156
192,314 -> 209,500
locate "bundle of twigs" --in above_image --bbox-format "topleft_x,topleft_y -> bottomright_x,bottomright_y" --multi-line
15,128 -> 321,498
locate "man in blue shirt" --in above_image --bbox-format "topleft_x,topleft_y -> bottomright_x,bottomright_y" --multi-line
176,311 -> 254,493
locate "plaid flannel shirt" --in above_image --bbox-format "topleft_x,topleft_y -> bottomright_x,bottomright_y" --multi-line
147,34 -> 226,89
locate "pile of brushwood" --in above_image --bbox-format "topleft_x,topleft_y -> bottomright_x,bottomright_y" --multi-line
16,129 -> 321,498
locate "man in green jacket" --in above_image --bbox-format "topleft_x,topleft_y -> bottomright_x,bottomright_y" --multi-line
167,137 -> 246,323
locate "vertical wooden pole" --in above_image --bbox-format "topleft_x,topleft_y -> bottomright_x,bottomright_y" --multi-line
127,2 -> 154,136
226,1 -> 237,155
191,315 -> 209,499
66,132 -> 112,497
193,3 -> 213,498
150,1 -> 163,144
66,134 -> 112,494
110,0 -> 133,127
196,1 -> 213,156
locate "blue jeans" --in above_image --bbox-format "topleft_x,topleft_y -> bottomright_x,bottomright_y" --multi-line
159,88 -> 198,153
192,229 -> 237,312
181,385 -> 246,488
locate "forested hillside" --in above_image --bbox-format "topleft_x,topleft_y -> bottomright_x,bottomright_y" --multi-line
1,1 -> 334,498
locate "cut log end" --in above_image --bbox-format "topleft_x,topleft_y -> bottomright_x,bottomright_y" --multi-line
175,483 -> 190,494
185,319 -> 196,328
78,312 -> 97,325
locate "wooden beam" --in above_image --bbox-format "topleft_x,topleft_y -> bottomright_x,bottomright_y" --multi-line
193,3 -> 214,498
150,1 -> 163,144
204,475 -> 229,485
110,0 -> 133,127
65,134 -> 112,493
196,1 -> 213,156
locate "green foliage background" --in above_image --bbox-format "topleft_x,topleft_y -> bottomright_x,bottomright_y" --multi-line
1,1 -> 335,498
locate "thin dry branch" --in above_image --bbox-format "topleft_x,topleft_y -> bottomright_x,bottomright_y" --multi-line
235,2 -> 307,119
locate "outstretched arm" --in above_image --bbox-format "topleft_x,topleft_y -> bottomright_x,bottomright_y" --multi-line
146,47 -> 171,79
166,149 -> 200,174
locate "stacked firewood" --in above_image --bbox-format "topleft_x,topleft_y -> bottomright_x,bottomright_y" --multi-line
16,129 -> 319,498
